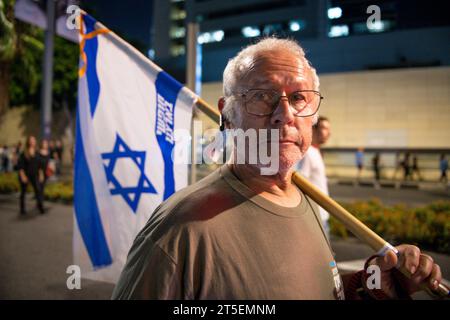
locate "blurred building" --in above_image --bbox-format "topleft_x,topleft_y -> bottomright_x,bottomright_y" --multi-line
149,0 -> 450,178
151,0 -> 450,81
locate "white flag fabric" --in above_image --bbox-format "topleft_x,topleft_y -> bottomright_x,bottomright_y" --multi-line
74,13 -> 196,283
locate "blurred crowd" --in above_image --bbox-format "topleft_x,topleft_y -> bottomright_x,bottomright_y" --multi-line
0,136 -> 65,215
0,137 -> 64,176
355,149 -> 448,186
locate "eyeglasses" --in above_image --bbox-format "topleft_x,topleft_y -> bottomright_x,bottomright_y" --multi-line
233,89 -> 323,117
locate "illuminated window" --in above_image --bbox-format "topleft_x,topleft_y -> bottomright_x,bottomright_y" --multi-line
328,7 -> 342,19
241,26 -> 260,38
353,20 -> 393,34
368,20 -> 389,33
328,25 -> 349,37
198,30 -> 224,44
170,26 -> 186,39
289,20 -> 305,32
170,9 -> 186,20
170,44 -> 185,56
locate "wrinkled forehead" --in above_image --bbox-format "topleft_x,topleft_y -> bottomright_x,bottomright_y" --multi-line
238,50 -> 313,89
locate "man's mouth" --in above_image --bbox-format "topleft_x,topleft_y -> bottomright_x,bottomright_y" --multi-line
278,139 -> 299,145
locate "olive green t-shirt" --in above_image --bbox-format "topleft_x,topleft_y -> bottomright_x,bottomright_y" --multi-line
112,165 -> 344,300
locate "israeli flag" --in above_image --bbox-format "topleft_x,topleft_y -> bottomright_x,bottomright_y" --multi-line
74,13 -> 196,283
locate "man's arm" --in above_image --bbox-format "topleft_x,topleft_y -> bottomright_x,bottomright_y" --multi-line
112,237 -> 186,300
17,155 -> 27,183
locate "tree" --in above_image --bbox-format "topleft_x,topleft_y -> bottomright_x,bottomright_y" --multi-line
0,0 -> 44,115
0,0 -> 16,115
1,0 -> 78,119
52,35 -> 78,112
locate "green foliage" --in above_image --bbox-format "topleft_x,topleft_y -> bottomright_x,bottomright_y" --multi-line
9,25 -> 44,106
52,36 -> 78,110
0,173 -> 73,202
2,0 -> 78,111
0,0 -> 16,61
9,27 -> 78,110
44,180 -> 73,203
330,198 -> 450,254
0,172 -> 19,193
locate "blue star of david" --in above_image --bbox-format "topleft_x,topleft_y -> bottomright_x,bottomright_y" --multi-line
101,134 -> 157,213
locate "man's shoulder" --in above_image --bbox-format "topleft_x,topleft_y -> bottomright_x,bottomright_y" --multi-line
138,166 -> 243,244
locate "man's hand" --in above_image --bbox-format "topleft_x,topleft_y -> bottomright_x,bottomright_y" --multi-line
368,244 -> 442,298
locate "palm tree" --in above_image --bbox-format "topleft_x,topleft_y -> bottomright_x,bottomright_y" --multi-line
0,0 -> 43,116
0,0 -> 15,115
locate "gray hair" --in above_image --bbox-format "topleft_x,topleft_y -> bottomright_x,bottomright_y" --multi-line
222,37 -> 320,126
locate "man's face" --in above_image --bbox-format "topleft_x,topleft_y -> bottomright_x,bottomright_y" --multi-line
232,50 -> 315,172
314,120 -> 331,145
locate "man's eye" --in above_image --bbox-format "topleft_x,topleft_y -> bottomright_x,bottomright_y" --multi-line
291,92 -> 306,102
255,92 -> 271,101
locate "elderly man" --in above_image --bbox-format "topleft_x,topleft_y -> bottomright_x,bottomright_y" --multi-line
112,38 -> 442,300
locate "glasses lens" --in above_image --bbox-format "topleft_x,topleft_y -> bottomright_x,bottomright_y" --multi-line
245,90 -> 279,115
290,91 -> 320,116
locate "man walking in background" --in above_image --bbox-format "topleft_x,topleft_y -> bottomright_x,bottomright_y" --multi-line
296,116 -> 331,239
355,147 -> 364,185
372,152 -> 381,189
440,154 -> 448,184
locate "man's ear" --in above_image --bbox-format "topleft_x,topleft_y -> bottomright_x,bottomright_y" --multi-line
218,96 -> 225,113
218,97 -> 227,131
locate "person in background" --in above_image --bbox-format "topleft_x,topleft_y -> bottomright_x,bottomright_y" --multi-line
48,140 -> 55,159
17,136 -> 45,215
439,154 -> 448,184
392,152 -> 402,181
38,139 -> 52,191
12,141 -> 23,171
355,147 -> 364,185
372,152 -> 381,189
55,139 -> 64,176
411,155 -> 422,181
296,116 -> 331,239
0,145 -> 9,172
401,152 -> 411,181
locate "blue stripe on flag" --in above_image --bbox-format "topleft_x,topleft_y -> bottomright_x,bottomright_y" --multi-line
83,14 -> 101,117
74,103 -> 113,268
154,71 -> 182,200
73,13 -> 112,268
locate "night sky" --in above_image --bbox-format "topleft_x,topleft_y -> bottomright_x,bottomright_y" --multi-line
80,0 -> 154,53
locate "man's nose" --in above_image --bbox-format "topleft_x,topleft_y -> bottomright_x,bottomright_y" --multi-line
271,97 -> 295,126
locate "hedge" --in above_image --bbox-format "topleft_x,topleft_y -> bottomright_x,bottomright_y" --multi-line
0,172 -> 20,193
330,199 -> 450,254
0,172 -> 73,203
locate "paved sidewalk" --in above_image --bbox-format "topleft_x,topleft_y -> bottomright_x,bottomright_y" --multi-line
0,194 -> 114,299
329,181 -> 450,207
